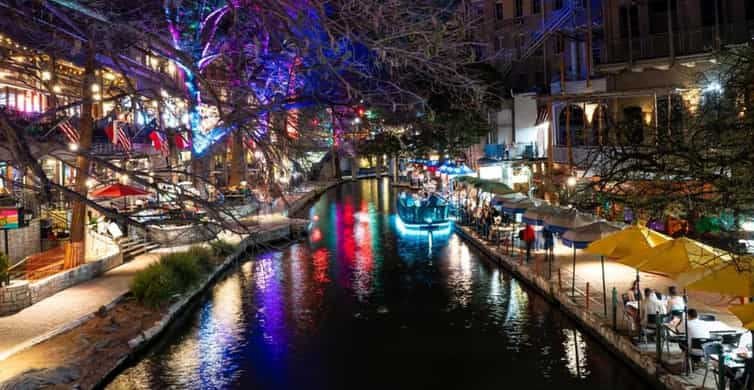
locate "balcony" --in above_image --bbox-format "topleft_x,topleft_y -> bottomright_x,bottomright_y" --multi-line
604,23 -> 754,65
552,145 -> 600,168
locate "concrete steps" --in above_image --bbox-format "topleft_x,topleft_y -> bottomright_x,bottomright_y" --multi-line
118,237 -> 160,260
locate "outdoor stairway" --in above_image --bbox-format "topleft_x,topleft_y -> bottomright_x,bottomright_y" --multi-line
500,0 -> 577,77
118,236 -> 160,260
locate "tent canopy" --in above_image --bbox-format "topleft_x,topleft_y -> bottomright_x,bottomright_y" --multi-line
730,302 -> 754,330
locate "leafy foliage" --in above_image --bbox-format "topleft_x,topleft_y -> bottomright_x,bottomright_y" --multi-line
130,247 -> 219,306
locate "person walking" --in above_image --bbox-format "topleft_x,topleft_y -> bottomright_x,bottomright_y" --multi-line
522,224 -> 536,263
543,228 -> 554,277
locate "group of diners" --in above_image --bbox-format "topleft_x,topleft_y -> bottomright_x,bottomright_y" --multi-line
625,285 -> 753,388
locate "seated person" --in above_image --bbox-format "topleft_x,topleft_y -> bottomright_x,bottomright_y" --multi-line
678,309 -> 711,340
642,288 -> 667,326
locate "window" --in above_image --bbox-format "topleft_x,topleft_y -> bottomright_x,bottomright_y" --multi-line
619,5 -> 640,38
495,2 -> 504,20
515,0 -> 523,17
554,0 -> 564,10
648,0 -> 677,34
532,0 -> 541,14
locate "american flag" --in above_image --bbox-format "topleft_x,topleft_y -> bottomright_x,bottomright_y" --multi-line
114,122 -> 132,152
56,119 -> 80,144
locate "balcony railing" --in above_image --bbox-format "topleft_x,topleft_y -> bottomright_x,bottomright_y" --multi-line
605,23 -> 753,64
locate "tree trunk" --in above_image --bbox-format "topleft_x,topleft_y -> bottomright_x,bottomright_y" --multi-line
65,46 -> 95,269
228,130 -> 246,186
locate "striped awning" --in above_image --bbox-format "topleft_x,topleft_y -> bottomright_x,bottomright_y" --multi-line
534,106 -> 551,126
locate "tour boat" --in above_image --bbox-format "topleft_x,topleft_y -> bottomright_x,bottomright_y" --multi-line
396,192 -> 451,230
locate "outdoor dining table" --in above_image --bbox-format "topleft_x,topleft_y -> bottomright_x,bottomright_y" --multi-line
710,348 -> 752,390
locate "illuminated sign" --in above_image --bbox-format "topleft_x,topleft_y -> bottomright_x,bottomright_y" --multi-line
0,208 -> 22,230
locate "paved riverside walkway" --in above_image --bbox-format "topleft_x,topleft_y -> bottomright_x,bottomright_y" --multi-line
458,223 -> 742,389
0,181 -> 335,362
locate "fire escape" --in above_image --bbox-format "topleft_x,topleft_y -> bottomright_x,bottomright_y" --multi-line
500,0 -> 578,78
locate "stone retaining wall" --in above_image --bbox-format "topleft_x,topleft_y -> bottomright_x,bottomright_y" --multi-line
0,281 -> 31,315
0,251 -> 123,316
147,224 -> 221,245
0,219 -> 41,264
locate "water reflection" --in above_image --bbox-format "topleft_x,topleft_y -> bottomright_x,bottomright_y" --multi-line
108,178 -> 647,390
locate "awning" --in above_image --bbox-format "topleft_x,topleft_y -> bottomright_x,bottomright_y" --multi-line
534,106 -> 551,127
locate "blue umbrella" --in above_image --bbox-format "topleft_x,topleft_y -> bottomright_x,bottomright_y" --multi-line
522,204 -> 558,226
561,221 -> 621,313
501,199 -> 537,215
544,209 -> 593,234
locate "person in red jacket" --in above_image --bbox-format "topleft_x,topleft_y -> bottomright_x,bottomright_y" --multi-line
522,224 -> 536,263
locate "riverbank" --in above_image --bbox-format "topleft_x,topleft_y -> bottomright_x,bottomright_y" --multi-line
0,180 -> 340,389
454,224 -> 710,390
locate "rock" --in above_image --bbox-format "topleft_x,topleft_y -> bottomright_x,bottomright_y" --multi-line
96,305 -> 108,317
0,367 -> 79,390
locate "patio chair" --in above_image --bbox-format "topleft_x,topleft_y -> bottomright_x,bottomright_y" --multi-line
701,342 -> 722,388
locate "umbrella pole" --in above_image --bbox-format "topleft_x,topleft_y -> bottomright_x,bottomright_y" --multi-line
684,288 -> 690,376
571,244 -> 576,298
601,256 -> 607,317
636,269 -> 641,339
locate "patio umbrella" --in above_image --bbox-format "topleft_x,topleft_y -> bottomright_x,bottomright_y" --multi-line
478,181 -> 515,196
501,198 -> 537,215
90,183 -> 150,198
543,209 -> 593,234
522,204 -> 559,226
585,225 -> 671,329
562,221 -> 622,314
676,256 -> 754,297
585,225 -> 670,259
620,237 -> 732,275
729,302 -> 754,330
90,183 -> 151,210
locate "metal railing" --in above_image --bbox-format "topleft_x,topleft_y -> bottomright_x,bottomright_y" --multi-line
605,23 -> 754,63
500,0 -> 577,76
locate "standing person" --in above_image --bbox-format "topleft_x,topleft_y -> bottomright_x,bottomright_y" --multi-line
543,228 -> 554,276
666,286 -> 686,318
522,224 -> 536,263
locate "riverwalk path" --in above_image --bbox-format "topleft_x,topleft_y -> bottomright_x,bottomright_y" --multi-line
0,181 -> 337,363
456,223 -> 742,389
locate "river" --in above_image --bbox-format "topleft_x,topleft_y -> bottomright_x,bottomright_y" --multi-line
107,179 -> 647,389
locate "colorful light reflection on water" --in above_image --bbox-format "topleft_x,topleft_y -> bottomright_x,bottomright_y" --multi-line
107,179 -> 647,390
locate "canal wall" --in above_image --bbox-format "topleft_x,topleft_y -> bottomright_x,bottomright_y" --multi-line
93,180 -> 341,389
455,226 -> 686,390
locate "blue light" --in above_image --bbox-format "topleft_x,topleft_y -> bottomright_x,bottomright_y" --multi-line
394,215 -> 452,237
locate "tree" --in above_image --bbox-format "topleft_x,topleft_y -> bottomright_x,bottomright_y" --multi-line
0,0 -> 501,260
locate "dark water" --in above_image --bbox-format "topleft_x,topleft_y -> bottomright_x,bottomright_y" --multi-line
107,179 -> 647,390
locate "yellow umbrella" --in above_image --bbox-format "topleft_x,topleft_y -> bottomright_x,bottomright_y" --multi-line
585,224 -> 670,259
676,257 -> 754,297
619,237 -> 732,274
729,302 -> 754,330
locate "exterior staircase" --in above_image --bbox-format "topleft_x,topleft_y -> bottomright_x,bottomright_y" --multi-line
118,236 -> 161,260
500,0 -> 578,77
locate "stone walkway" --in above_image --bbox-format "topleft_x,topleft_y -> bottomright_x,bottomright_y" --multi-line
0,181 -> 336,363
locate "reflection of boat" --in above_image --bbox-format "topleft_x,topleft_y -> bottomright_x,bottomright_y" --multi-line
396,193 -> 451,229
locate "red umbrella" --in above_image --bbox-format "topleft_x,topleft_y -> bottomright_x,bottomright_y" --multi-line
90,183 -> 150,198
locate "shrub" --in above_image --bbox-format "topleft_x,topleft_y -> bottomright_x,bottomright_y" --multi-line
209,239 -> 235,258
186,245 -> 215,271
130,262 -> 179,307
160,252 -> 202,288
130,247 -> 215,306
